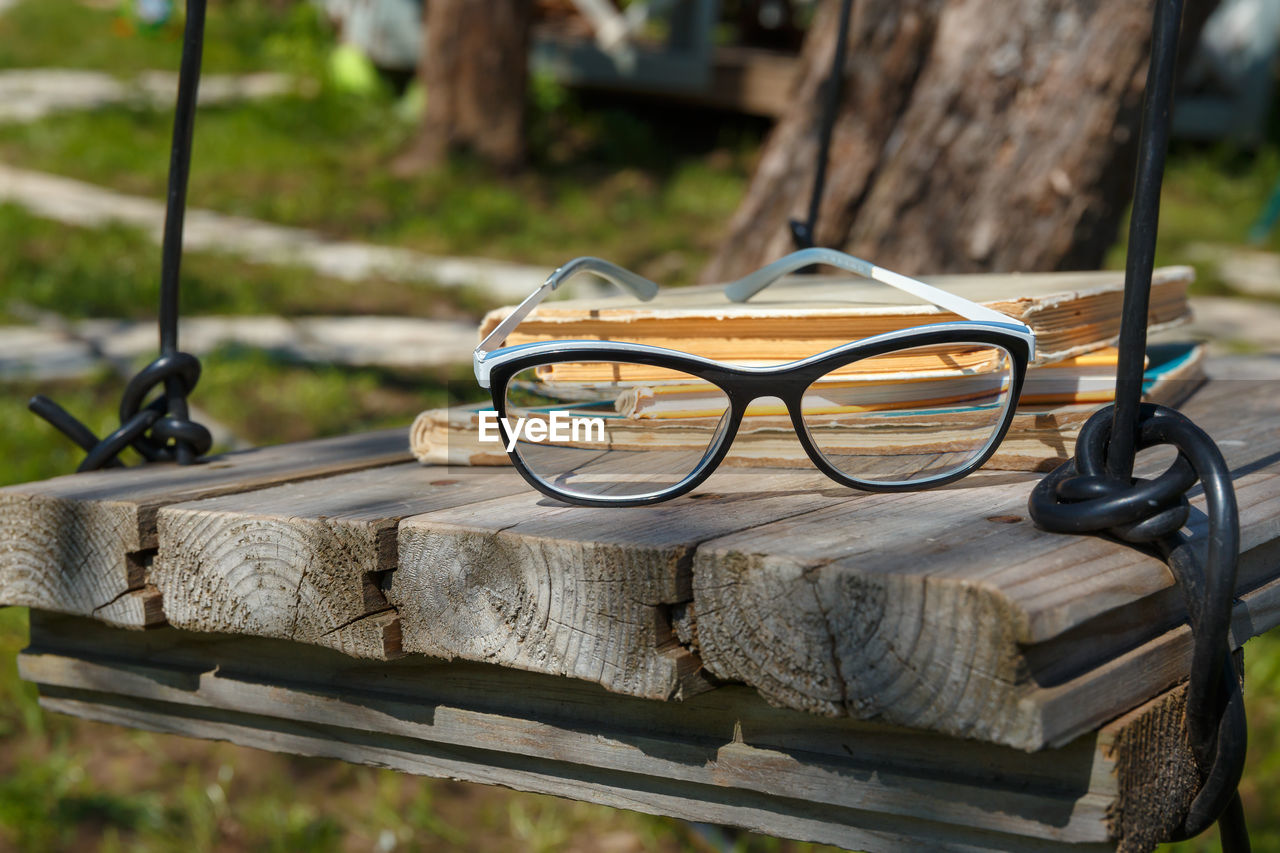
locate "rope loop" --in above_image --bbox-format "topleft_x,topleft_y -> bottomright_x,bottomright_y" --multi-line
1029,401 -> 1248,843
1030,403 -> 1196,542
29,350 -> 212,472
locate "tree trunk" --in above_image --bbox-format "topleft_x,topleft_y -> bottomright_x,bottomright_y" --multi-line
399,0 -> 533,173
702,0 -> 1215,283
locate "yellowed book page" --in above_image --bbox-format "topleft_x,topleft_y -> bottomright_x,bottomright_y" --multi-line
479,268 -> 1192,365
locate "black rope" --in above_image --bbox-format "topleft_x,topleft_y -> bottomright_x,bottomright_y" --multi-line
789,0 -> 855,252
1108,0 -> 1182,481
1029,0 -> 1250,848
29,0 -> 212,471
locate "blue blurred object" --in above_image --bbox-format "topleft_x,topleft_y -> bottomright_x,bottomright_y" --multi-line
1174,0 -> 1280,145
315,0 -> 423,71
316,0 -> 724,102
1249,176 -> 1280,244
135,0 -> 172,28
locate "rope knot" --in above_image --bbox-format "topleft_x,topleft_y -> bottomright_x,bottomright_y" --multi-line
1030,400 -> 1247,842
1030,403 -> 1196,544
30,350 -> 212,472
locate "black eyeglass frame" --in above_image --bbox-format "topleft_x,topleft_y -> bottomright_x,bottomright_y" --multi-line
482,323 -> 1033,507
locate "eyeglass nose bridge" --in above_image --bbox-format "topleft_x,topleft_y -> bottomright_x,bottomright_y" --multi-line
716,381 -> 825,479
723,372 -> 811,412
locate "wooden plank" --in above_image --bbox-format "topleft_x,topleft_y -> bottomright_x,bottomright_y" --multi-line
43,691 -> 1117,853
689,376 -> 1280,749
703,47 -> 799,117
0,428 -> 410,627
5,365 -> 1276,759
386,371 -> 1280,742
1022,559 -> 1280,750
392,469 -> 870,700
389,374 -> 1280,747
151,464 -> 528,658
1097,681 -> 1199,853
22,612 -> 1180,852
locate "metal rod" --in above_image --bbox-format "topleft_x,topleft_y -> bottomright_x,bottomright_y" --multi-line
791,0 -> 856,251
159,0 -> 207,464
805,0 -> 855,236
1107,0 -> 1183,481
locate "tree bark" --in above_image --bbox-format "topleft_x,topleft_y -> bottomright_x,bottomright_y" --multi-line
399,0 -> 533,173
702,0 -> 1215,283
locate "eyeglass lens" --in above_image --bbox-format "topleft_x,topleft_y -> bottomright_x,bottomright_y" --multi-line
501,343 -> 1014,500
799,343 -> 1015,484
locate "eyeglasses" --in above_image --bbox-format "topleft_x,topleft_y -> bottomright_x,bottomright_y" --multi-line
473,248 -> 1035,507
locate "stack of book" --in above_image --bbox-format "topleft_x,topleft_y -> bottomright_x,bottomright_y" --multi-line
413,267 -> 1204,471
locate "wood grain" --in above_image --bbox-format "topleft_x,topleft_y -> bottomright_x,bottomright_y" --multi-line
0,428 -> 410,627
392,469 -> 860,700
3,368 -> 1277,760
691,377 -> 1280,748
14,613 -> 1127,852
21,612 -> 1230,852
1100,684 -> 1197,853
152,464 -> 527,658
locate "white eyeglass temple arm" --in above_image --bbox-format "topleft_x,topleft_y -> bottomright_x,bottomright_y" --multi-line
474,256 -> 660,359
723,247 -> 1025,327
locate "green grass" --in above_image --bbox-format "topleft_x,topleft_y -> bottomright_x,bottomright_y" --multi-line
0,0 -> 759,282
1,345 -> 482,485
0,367 -> 125,485
0,203 -> 496,322
0,91 -> 759,281
191,344 -> 480,446
1107,141 -> 1280,298
0,0 -> 329,77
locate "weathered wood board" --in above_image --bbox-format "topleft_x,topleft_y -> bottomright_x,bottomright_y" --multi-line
3,360 -> 1277,851
390,468 -> 887,701
0,428 -> 409,627
19,611 -> 1205,853
151,463 -> 529,659
688,374 -> 1280,748
1,368 -> 1277,757
388,371 -> 1280,749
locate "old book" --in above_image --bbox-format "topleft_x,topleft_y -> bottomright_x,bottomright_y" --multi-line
478,267 -> 1193,365
413,342 -> 1205,473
